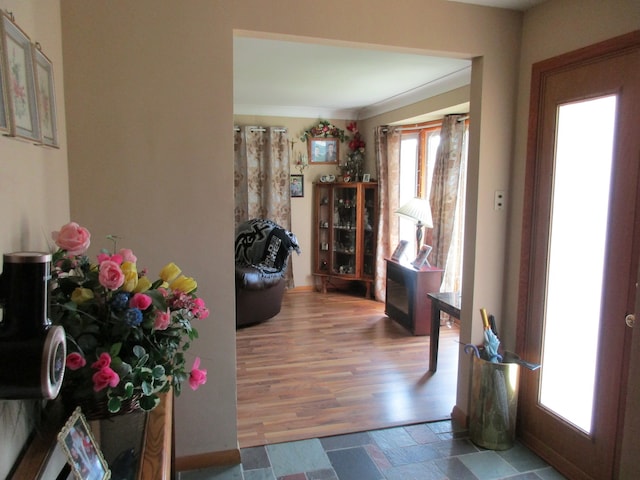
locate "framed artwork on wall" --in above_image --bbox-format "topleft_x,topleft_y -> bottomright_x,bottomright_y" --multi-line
0,21 -> 8,134
308,137 -> 339,164
290,174 -> 304,197
57,408 -> 111,480
1,11 -> 40,142
33,44 -> 58,147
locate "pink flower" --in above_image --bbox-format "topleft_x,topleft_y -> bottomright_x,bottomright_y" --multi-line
118,248 -> 137,264
66,352 -> 86,370
110,253 -> 124,265
191,297 -> 210,320
91,352 -> 112,370
97,252 -> 111,264
98,260 -> 125,290
189,357 -> 207,390
92,367 -> 120,392
52,222 -> 91,256
129,293 -> 152,310
154,308 -> 171,330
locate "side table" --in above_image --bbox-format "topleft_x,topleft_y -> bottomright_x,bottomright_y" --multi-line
427,292 -> 461,372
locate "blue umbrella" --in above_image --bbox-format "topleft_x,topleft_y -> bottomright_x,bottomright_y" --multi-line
484,328 -> 502,363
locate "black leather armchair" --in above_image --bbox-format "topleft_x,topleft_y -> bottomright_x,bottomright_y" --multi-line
235,219 -> 300,327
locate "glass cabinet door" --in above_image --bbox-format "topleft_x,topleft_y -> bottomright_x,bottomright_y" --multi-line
332,185 -> 357,275
316,185 -> 331,273
362,185 -> 377,278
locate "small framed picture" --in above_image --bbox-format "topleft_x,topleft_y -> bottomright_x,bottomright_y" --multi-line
0,11 -> 41,142
411,244 -> 433,269
290,174 -> 304,197
308,137 -> 339,164
362,173 -> 371,182
33,44 -> 58,147
391,240 -> 408,261
0,20 -> 8,134
57,407 -> 111,480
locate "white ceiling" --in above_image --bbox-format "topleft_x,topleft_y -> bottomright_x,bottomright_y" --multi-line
233,0 -> 547,121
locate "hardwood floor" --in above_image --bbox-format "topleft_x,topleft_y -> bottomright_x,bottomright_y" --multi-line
236,290 -> 460,448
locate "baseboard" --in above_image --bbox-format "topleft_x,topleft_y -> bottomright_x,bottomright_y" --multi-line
286,285 -> 315,293
451,405 -> 469,429
175,448 -> 241,472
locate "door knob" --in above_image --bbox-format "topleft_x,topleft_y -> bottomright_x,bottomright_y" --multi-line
625,314 -> 635,328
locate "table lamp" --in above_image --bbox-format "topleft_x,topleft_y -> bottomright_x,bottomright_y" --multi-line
395,197 -> 433,256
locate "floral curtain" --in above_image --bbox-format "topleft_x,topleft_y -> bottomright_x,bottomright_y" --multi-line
234,126 -> 294,286
373,126 -> 401,301
429,115 -> 467,289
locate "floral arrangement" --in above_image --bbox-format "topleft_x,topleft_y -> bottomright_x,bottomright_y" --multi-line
50,222 -> 209,415
341,121 -> 366,180
300,120 -> 347,142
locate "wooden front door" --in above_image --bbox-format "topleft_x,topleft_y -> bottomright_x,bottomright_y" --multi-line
517,31 -> 640,479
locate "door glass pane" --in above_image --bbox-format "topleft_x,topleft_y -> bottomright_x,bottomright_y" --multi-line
539,95 -> 617,433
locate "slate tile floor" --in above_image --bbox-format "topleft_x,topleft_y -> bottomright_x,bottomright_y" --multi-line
179,420 -> 568,480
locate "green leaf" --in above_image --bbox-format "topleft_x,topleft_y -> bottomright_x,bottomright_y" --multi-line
133,345 -> 146,358
124,382 -> 134,398
108,397 -> 122,413
152,365 -> 166,378
139,394 -> 160,411
110,342 -> 123,357
142,381 -> 154,396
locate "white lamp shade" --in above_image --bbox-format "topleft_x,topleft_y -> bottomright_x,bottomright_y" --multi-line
395,198 -> 433,228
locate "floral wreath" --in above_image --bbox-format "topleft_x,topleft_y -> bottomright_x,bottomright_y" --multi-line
300,120 -> 347,142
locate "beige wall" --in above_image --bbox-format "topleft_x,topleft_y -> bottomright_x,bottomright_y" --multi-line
8,0 -> 624,471
60,0 -> 522,460
0,0 -> 69,477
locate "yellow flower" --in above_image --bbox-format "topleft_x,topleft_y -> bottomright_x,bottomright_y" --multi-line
121,261 -> 138,292
170,275 -> 197,293
159,262 -> 181,283
71,287 -> 94,305
133,275 -> 152,293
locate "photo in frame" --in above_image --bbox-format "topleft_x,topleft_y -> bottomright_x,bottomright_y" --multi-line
391,240 -> 409,262
362,173 -> 371,182
0,22 -> 8,134
411,244 -> 433,269
33,44 -> 58,147
57,407 -> 111,480
308,137 -> 339,164
290,174 -> 304,197
0,11 -> 40,142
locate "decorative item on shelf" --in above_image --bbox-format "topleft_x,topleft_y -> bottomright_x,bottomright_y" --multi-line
341,121 -> 365,181
290,138 -> 308,173
395,197 -> 433,257
49,222 -> 210,419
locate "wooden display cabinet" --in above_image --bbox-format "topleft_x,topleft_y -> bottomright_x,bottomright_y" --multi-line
313,182 -> 378,297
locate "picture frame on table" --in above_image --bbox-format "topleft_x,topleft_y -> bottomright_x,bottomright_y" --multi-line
32,43 -> 58,147
308,137 -> 339,164
390,240 -> 408,262
411,244 -> 433,269
290,174 -> 304,198
362,173 -> 371,182
57,407 -> 111,480
0,11 -> 40,142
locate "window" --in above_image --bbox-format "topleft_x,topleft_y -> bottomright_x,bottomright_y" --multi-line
398,119 -> 468,294
398,122 -> 441,257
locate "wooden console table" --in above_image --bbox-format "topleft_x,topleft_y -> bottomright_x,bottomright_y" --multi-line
10,392 -> 174,479
427,292 -> 461,372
